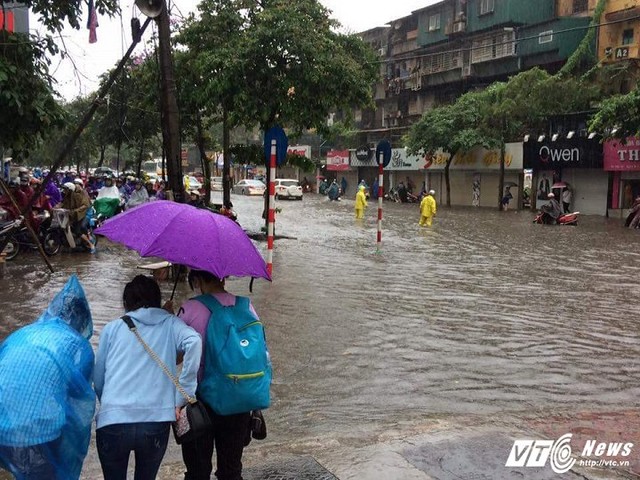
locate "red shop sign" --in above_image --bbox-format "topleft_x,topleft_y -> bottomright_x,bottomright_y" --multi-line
604,137 -> 640,171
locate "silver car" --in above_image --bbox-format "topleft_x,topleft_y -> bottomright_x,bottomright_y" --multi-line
232,179 -> 266,196
274,179 -> 303,200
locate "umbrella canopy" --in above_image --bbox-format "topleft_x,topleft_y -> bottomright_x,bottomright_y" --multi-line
552,182 -> 567,189
95,201 -> 270,281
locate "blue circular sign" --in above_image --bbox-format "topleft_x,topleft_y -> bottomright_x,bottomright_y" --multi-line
376,140 -> 392,168
264,126 -> 289,166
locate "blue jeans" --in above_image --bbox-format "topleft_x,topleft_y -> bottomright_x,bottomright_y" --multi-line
97,422 -> 170,480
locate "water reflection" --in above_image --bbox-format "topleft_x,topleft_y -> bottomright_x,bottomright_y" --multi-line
0,194 -> 639,475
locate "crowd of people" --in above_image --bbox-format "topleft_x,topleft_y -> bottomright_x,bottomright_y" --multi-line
0,271 -> 266,480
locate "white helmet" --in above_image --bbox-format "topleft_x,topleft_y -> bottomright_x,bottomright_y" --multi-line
63,182 -> 76,192
429,189 -> 435,195
547,192 -> 555,199
74,178 -> 84,185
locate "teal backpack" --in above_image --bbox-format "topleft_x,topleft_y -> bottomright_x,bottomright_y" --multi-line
195,294 -> 271,415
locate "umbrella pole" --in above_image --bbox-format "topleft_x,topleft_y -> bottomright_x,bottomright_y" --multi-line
169,265 -> 182,302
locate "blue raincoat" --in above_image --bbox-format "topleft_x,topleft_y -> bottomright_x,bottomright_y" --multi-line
0,275 -> 95,480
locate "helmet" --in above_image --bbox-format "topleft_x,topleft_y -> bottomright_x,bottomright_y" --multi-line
19,176 -> 29,185
429,189 -> 435,195
63,182 -> 76,191
548,193 -> 555,198
8,177 -> 19,187
74,178 -> 84,185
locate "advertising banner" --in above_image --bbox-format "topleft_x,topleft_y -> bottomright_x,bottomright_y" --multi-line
603,138 -> 640,171
407,143 -> 523,171
524,138 -> 602,170
326,150 -> 350,171
287,145 -> 312,159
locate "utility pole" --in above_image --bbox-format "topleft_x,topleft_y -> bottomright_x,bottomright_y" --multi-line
156,1 -> 184,202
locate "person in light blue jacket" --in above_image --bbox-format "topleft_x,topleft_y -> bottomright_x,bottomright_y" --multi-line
94,275 -> 202,480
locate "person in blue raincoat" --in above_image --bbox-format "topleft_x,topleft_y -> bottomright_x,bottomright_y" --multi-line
0,275 -> 95,480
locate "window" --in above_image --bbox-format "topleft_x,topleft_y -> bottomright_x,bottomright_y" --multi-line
572,0 -> 588,14
471,31 -> 516,63
622,29 -> 634,46
539,30 -> 553,44
479,0 -> 495,15
428,13 -> 441,32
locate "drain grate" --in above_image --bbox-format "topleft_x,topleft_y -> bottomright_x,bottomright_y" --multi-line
244,455 -> 338,480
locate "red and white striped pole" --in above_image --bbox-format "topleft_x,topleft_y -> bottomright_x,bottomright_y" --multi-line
377,153 -> 384,252
266,140 -> 276,276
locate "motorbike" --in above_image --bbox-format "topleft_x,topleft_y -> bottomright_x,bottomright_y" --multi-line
42,209 -> 97,255
0,211 -> 53,260
533,210 -> 580,225
624,205 -> 640,229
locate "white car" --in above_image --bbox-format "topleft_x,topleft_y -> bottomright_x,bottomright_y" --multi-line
184,175 -> 202,191
232,179 -> 266,196
211,177 -> 223,191
274,179 -> 303,200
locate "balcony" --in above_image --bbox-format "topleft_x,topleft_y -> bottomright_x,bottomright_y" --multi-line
602,44 -> 640,63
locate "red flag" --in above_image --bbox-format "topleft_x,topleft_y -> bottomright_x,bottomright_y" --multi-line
87,0 -> 98,44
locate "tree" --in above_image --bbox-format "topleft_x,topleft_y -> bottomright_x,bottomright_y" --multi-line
178,0 -> 377,219
589,86 -> 640,140
0,0 -> 118,154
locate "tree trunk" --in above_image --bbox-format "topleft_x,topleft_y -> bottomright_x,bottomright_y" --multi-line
445,156 -> 452,207
498,138 -> 506,211
136,139 -> 145,179
98,145 -> 106,167
196,112 -> 211,205
222,108 -> 231,207
157,2 -> 183,202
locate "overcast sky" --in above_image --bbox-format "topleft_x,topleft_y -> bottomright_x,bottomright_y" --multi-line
46,0 -> 437,101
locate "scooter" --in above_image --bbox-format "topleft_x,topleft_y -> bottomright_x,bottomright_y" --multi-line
42,209 -> 96,255
533,210 -> 580,225
0,211 -> 53,260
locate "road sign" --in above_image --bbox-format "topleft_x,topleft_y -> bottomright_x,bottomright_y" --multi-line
264,126 -> 288,166
376,140 -> 392,168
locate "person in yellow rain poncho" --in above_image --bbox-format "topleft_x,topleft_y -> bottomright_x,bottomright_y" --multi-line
355,185 -> 368,219
419,189 -> 437,227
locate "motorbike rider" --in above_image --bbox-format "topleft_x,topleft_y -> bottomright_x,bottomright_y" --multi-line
397,181 -> 408,203
541,192 -> 562,224
327,179 -> 340,201
97,175 -> 120,200
0,179 -> 28,221
56,182 -> 94,252
126,179 -> 149,209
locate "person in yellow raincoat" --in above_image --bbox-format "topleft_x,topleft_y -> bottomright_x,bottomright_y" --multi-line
419,189 -> 437,227
355,185 -> 368,219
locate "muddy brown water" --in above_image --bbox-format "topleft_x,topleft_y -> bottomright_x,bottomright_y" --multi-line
0,194 -> 639,478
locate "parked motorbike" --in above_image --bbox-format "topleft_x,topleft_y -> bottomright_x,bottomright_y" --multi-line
533,210 -> 580,225
42,209 -> 96,255
0,211 -> 53,260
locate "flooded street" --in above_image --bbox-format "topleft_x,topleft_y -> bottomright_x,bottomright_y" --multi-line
1,194 -> 639,478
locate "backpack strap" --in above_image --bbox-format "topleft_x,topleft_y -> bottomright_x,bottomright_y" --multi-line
194,294 -> 251,314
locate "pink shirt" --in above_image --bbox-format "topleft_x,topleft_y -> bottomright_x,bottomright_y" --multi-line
177,293 -> 258,381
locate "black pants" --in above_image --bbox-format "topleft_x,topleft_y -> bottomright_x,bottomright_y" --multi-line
181,403 -> 251,480
563,202 -> 570,213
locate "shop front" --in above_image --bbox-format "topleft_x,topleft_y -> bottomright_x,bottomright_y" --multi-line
349,146 -> 386,197
524,138 -> 606,215
422,143 -> 524,208
604,138 -> 640,217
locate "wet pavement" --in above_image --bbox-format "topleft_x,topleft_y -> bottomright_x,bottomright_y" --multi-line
0,193 -> 639,479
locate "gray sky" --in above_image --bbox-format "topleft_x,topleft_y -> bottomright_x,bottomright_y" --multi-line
47,0 -> 436,101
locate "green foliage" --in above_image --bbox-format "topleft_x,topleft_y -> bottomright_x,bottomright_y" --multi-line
0,31 -> 66,152
0,0 -> 118,153
558,0 -> 607,78
177,0 -> 377,133
285,153 -> 315,172
589,86 -> 640,139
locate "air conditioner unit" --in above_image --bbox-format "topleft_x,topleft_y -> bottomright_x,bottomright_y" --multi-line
453,22 -> 466,33
462,65 -> 471,77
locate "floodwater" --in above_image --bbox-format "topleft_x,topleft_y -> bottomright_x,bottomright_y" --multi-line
1,194 -> 639,478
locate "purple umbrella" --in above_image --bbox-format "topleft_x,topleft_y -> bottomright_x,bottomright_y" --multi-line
95,201 -> 270,281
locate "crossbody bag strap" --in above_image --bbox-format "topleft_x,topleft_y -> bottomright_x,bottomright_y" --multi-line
122,315 -> 195,405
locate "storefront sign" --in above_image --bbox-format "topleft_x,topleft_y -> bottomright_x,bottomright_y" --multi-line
326,150 -> 350,171
604,138 -> 640,171
287,145 -> 311,159
420,143 -> 523,171
355,146 -> 373,162
524,139 -> 602,170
